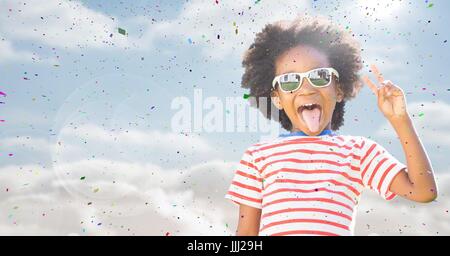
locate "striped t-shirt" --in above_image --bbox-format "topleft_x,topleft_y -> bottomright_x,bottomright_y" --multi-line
225,133 -> 406,236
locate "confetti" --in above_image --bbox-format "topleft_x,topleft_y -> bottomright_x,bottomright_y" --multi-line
243,93 -> 250,99
188,38 -> 193,44
165,232 -> 170,236
8,153 -> 13,156
427,3 -> 433,8
80,176 -> 86,180
93,188 -> 99,193
0,91 -> 6,97
255,0 -> 262,4
233,22 -> 238,35
118,27 -> 127,35
418,112 -> 424,117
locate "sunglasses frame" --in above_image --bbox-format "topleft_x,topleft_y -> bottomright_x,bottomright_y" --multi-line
271,67 -> 339,93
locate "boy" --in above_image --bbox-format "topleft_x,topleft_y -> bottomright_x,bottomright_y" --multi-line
225,17 -> 437,236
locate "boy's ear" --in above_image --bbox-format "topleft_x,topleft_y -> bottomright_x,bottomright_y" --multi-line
336,84 -> 344,103
270,90 -> 283,110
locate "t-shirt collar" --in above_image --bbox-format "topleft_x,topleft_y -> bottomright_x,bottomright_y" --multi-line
279,129 -> 336,137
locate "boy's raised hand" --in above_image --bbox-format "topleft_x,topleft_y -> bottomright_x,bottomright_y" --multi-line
362,64 -> 409,123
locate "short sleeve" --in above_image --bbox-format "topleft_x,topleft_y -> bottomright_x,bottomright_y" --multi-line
359,137 -> 407,200
224,149 -> 263,209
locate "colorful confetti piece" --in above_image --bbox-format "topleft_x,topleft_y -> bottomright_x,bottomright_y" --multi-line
118,27 -> 127,35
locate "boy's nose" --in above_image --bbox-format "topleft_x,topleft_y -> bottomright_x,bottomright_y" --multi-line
297,78 -> 318,95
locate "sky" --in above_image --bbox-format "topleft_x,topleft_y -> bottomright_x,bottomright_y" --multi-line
0,0 -> 449,235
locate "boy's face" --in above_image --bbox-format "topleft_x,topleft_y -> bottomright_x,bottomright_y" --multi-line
271,45 -> 343,135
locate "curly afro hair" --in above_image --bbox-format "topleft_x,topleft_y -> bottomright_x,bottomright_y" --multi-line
241,16 -> 363,131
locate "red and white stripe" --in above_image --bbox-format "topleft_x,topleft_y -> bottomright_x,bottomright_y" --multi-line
225,135 -> 406,236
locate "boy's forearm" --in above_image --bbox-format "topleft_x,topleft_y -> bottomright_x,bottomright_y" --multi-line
236,205 -> 261,236
390,115 -> 437,197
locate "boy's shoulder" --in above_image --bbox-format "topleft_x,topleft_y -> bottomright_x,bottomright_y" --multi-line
331,134 -> 377,146
246,134 -> 375,154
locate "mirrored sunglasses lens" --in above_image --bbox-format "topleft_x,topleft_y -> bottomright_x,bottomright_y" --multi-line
309,69 -> 331,86
280,74 -> 301,91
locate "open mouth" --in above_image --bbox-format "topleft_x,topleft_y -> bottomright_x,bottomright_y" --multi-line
297,103 -> 323,133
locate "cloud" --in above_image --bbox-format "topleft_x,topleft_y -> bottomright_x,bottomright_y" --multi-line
59,123 -> 213,154
0,38 -> 34,63
0,0 -> 140,51
0,156 -> 237,235
354,172 -> 450,235
0,0 -> 415,66
51,124 -> 219,170
0,37 -> 58,64
146,0 -> 415,63
1,136 -> 51,152
361,43 -> 410,75
344,0 -> 407,24
149,0 -> 310,60
376,100 -> 450,147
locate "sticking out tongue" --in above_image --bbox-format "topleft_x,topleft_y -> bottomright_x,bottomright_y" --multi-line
301,108 -> 321,133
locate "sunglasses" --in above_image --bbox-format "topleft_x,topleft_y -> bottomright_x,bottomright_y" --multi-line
272,67 -> 339,93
